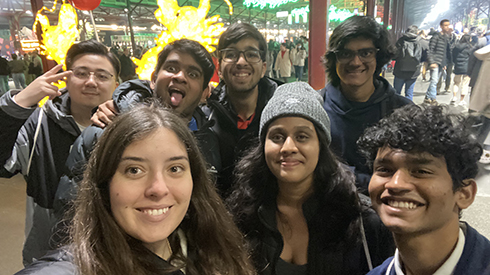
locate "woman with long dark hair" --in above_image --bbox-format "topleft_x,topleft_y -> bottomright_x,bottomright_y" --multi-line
15,103 -> 255,275
227,82 -> 394,275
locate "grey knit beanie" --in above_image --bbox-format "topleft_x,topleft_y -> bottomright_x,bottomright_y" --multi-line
259,82 -> 331,144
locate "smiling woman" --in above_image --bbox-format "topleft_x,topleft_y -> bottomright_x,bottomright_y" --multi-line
14,102 -> 255,275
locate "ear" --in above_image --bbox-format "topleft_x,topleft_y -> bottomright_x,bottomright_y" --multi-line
455,179 -> 477,210
150,70 -> 156,90
261,61 -> 266,78
217,62 -> 223,78
200,84 -> 213,104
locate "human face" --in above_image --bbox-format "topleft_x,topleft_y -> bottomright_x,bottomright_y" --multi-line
336,38 -> 377,90
369,147 -> 464,236
110,128 -> 193,254
152,51 -> 205,120
265,117 -> 320,187
219,37 -> 266,95
441,22 -> 451,34
66,54 -> 118,111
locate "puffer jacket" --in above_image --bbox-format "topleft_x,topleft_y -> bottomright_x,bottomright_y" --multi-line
452,42 -> 473,75
427,32 -> 450,66
393,33 -> 424,79
202,77 -> 280,196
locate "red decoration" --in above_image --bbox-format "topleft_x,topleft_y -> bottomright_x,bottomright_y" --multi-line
69,0 -> 101,11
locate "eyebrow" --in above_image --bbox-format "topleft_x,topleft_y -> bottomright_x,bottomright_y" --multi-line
226,46 -> 260,51
119,155 -> 189,163
163,60 -> 203,74
72,66 -> 112,74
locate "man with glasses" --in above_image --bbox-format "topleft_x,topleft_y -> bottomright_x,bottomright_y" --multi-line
320,16 -> 411,194
204,22 -> 281,196
0,40 -> 120,265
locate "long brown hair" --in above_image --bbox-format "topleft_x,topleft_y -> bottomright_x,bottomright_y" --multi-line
71,102 -> 255,275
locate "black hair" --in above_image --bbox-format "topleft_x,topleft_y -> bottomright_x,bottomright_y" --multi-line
217,22 -> 267,61
323,16 -> 396,87
12,53 -> 17,60
459,34 -> 472,45
154,39 -> 215,90
65,39 -> 121,79
440,19 -> 450,26
358,104 -> 482,190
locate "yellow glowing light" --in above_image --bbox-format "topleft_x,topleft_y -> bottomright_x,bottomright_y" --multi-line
33,0 -> 79,106
133,0 -> 233,80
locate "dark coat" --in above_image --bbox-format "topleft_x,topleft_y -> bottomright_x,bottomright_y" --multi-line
427,32 -> 450,66
250,195 -> 395,275
452,42 -> 473,75
202,77 -> 280,196
367,222 -> 490,275
320,77 -> 412,194
393,33 -> 425,79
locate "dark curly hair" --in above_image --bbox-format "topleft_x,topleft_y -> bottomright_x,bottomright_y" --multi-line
323,16 -> 396,87
357,104 -> 482,190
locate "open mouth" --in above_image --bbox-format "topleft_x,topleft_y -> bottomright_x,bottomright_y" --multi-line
137,206 -> 171,216
168,87 -> 185,107
381,198 -> 425,210
233,72 -> 252,77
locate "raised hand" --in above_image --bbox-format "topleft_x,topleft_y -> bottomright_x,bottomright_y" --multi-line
91,99 -> 117,128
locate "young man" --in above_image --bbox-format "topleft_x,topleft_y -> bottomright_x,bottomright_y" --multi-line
358,104 -> 490,275
321,16 -> 412,194
0,40 -> 120,265
204,22 -> 281,196
424,19 -> 452,105
53,39 -> 217,234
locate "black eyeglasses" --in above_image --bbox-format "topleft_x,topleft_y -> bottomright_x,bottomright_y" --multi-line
71,67 -> 114,83
220,49 -> 262,63
333,48 -> 379,64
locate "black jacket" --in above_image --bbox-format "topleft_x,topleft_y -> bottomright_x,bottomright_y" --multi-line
202,77 -> 280,196
320,77 -> 412,194
393,33 -> 425,79
14,246 -> 184,275
250,195 -> 395,275
452,42 -> 473,75
427,32 -> 450,66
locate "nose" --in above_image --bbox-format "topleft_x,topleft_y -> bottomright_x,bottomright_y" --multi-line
85,72 -> 98,86
236,52 -> 248,65
384,169 -> 412,193
349,54 -> 363,66
144,172 -> 170,199
280,136 -> 298,154
172,70 -> 187,83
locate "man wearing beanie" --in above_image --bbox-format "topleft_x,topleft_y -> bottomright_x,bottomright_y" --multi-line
320,16 -> 412,195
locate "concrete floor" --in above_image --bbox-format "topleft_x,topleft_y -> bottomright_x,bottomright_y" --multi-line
1,74 -> 489,274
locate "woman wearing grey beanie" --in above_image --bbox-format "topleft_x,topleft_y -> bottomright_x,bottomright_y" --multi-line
227,82 -> 394,275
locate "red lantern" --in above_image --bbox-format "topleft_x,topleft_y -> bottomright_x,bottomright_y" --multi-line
69,0 -> 101,11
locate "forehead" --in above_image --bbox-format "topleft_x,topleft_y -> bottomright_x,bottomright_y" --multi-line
71,53 -> 116,74
163,51 -> 202,71
375,147 -> 447,168
226,37 -> 260,50
268,116 -> 316,131
343,37 -> 375,51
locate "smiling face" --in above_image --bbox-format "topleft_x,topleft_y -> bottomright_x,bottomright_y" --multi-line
265,117 -> 320,187
151,51 -> 205,120
219,37 -> 266,95
336,37 -> 376,92
66,54 -> 118,111
368,147 -> 468,236
110,128 -> 193,254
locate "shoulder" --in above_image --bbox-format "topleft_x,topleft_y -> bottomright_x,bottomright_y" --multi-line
14,248 -> 76,275
456,223 -> 490,274
367,257 -> 393,275
112,79 -> 153,113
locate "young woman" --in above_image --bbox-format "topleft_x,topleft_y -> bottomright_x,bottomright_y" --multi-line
227,82 -> 394,275
451,34 -> 473,106
15,103 -> 255,275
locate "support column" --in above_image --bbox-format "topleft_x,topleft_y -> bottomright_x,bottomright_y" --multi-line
367,0 -> 376,17
126,0 -> 137,54
308,0 -> 328,90
383,0 -> 390,30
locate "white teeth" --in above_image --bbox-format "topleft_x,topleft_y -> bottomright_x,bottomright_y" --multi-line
142,207 -> 169,216
388,200 -> 418,210
235,73 -> 249,77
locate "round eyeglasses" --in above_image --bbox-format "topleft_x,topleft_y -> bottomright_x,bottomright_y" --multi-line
220,49 -> 263,63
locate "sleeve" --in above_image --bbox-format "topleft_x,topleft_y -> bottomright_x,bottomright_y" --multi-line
0,91 -> 37,178
427,34 -> 438,65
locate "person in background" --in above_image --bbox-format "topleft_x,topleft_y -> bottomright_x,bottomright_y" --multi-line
393,25 -> 426,100
228,82 -> 394,275
358,104 -> 490,275
274,43 -> 292,83
9,53 -> 27,89
23,53 -> 35,85
0,54 -> 10,95
119,46 -> 137,82
0,40 -> 120,265
321,15 -> 412,194
450,34 -> 473,106
418,30 -> 430,81
15,104 -> 255,275
30,50 -> 43,78
436,25 -> 457,95
291,42 -> 307,81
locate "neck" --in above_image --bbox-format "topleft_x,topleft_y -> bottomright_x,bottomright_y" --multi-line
277,178 -> 313,209
394,219 -> 460,275
227,86 -> 259,121
340,79 -> 375,102
70,103 -> 94,127
144,238 -> 172,260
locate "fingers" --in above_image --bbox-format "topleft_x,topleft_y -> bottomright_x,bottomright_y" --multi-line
45,70 -> 72,83
91,100 -> 117,128
43,64 -> 64,76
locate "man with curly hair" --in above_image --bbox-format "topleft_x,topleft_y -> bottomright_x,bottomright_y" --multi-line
358,104 -> 490,275
320,16 -> 412,194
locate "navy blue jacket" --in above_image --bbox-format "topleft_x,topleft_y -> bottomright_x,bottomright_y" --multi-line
367,223 -> 490,275
320,77 -> 412,194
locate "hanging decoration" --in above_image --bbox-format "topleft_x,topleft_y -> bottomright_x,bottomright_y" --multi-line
33,0 -> 79,70
328,5 -> 355,22
69,0 -> 101,11
243,0 -> 298,9
291,6 -> 309,24
133,0 -> 233,80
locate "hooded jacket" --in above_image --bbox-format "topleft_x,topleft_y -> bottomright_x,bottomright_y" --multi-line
393,33 -> 425,79
320,77 -> 412,193
452,42 -> 473,75
202,77 -> 280,196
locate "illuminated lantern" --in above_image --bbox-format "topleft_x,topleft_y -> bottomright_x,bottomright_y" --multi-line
133,0 -> 233,80
69,0 -> 101,11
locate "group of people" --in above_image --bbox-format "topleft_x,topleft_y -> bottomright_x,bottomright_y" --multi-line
267,38 -> 308,83
1,15 -> 490,275
0,50 -> 44,95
